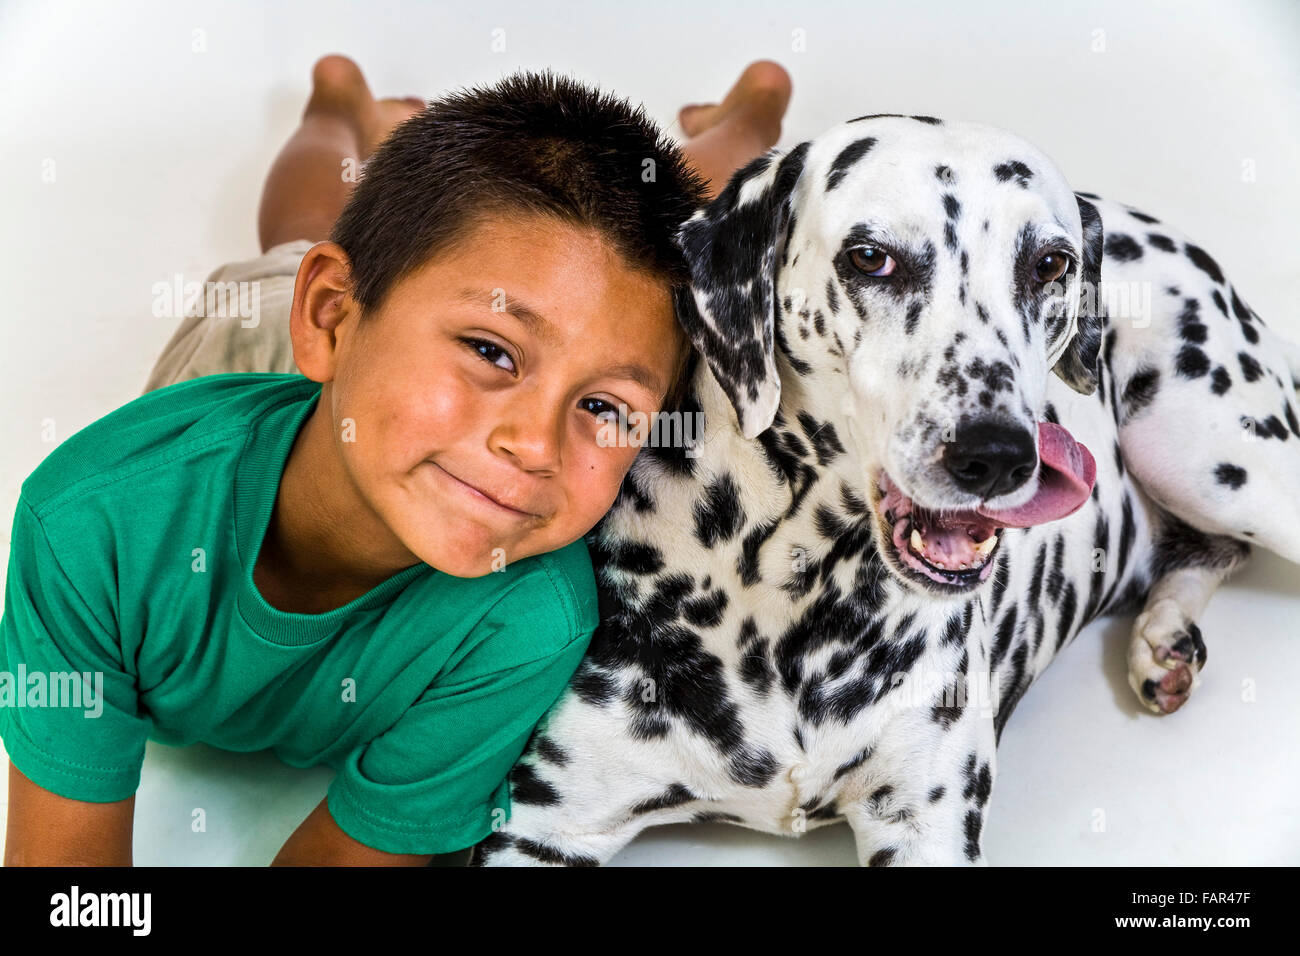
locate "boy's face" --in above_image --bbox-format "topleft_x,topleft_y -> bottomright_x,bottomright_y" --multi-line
293,214 -> 685,578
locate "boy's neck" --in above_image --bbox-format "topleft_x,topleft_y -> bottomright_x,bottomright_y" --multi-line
254,391 -> 424,612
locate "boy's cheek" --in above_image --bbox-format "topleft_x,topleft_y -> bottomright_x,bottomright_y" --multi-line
571,448 -> 638,514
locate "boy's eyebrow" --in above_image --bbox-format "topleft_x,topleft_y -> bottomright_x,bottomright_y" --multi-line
455,287 -> 560,345
454,286 -> 668,399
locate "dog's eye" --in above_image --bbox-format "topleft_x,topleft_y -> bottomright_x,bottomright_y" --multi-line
1035,252 -> 1070,283
848,246 -> 897,277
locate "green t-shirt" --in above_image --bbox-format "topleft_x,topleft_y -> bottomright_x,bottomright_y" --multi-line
0,372 -> 599,855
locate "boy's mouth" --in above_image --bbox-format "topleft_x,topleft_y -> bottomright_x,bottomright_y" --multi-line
427,460 -> 540,518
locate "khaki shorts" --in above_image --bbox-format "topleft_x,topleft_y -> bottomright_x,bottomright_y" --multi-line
142,239 -> 316,394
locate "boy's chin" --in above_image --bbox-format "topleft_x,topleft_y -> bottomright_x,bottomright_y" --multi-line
410,526 -> 552,578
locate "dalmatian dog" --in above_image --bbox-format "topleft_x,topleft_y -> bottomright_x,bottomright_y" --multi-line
469,114 -> 1300,866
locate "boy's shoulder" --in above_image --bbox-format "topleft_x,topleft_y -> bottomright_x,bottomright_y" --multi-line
510,535 -> 600,634
22,372 -> 317,520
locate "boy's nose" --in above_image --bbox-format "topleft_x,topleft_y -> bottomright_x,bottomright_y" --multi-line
491,402 -> 565,473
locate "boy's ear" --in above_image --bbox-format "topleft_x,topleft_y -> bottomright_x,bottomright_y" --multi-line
1051,194 -> 1106,395
673,142 -> 811,440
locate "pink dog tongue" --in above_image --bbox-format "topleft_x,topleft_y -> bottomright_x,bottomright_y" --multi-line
976,422 -> 1096,528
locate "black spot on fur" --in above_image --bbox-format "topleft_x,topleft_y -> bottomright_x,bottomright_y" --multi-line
796,411 -> 846,466
993,160 -> 1033,187
1210,366 -> 1232,395
570,661 -> 616,707
1122,366 -> 1161,419
847,112 -> 940,125
1104,233 -> 1143,261
1237,351 -> 1264,382
1230,287 -> 1251,322
630,783 -> 697,815
693,811 -> 744,824
1210,289 -> 1229,318
1146,233 -> 1177,253
1128,209 -> 1160,223
693,473 -> 745,547
1215,463 -> 1247,490
1175,345 -> 1210,378
514,837 -> 600,867
535,735 -> 570,767
832,746 -> 873,781
1184,243 -> 1224,284
509,763 -> 560,806
826,137 -> 877,191
1177,298 -> 1208,344
963,810 -> 983,861
905,300 -> 922,335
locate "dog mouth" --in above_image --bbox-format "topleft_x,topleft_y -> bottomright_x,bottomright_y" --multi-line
877,472 -> 1004,589
873,422 -> 1098,593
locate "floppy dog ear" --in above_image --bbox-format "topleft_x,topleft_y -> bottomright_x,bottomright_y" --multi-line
1051,194 -> 1106,395
673,142 -> 811,439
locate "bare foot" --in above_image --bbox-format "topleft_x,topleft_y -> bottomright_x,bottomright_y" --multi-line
678,60 -> 792,146
306,54 -> 425,159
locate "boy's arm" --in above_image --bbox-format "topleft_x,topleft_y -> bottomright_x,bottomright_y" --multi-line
1,497 -> 150,866
272,798 -> 433,866
4,761 -> 135,866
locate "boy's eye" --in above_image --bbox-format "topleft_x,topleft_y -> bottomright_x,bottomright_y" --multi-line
462,337 -> 628,427
462,337 -> 516,373
580,397 -> 627,425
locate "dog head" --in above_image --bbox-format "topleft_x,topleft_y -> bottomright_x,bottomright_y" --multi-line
674,114 -> 1100,596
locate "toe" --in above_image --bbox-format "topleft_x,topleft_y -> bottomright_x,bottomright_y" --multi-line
678,102 -> 718,136
733,60 -> 793,103
311,54 -> 369,98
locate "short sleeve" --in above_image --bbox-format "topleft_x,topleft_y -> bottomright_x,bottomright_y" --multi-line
0,496 -> 152,802
325,570 -> 596,855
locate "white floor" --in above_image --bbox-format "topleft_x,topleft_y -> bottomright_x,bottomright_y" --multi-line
1,0 -> 1297,865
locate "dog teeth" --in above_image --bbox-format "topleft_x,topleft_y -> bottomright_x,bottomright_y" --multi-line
974,533 -> 998,555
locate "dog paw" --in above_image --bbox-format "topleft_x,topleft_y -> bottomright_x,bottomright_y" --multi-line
1127,600 -> 1206,715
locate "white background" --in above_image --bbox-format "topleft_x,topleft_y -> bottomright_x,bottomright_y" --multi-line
1,0 -> 1297,865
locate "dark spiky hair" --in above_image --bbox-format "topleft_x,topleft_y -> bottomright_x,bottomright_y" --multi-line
329,68 -> 710,411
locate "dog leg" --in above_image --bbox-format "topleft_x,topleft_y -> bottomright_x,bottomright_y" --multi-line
1127,559 -> 1244,714
840,705 -> 998,865
468,813 -> 649,867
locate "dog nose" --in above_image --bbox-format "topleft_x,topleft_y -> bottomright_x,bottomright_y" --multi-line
942,419 -> 1038,499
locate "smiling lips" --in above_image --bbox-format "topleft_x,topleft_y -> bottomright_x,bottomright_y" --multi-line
431,461 -> 538,518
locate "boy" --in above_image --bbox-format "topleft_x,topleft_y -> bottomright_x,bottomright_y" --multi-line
1,55 -> 790,865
